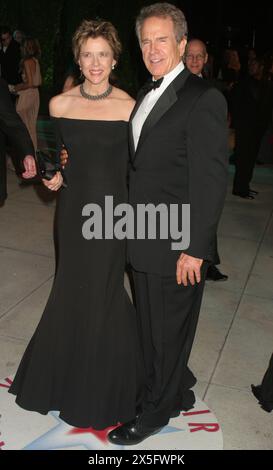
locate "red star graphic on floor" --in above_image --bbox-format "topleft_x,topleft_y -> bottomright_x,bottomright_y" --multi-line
0,378 -> 13,389
68,423 -> 121,444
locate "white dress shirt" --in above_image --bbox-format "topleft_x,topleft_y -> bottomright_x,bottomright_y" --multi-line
132,61 -> 185,150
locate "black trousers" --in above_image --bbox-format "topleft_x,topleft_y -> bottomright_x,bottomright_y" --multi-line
0,147 -> 7,201
132,262 -> 208,429
233,126 -> 264,195
213,236 -> 220,266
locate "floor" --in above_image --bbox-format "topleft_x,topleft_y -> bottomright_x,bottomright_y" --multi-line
0,144 -> 272,449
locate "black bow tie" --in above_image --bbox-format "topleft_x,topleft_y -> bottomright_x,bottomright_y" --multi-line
142,77 -> 164,95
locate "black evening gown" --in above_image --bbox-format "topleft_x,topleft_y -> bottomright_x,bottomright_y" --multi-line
9,118 -> 142,429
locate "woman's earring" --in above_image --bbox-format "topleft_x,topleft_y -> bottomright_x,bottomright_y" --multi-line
112,64 -> 115,70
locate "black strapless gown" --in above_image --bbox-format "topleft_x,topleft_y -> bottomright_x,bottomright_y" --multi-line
9,118 -> 142,429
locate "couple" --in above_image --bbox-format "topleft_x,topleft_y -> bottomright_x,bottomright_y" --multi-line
9,3 -> 228,446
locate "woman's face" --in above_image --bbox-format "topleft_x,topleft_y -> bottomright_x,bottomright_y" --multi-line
78,36 -> 116,86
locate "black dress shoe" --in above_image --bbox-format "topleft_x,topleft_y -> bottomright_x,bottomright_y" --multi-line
206,265 -> 228,282
251,385 -> 273,413
108,417 -> 163,446
249,189 -> 259,195
232,191 -> 255,200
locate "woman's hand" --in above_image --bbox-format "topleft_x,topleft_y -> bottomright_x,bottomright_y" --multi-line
60,146 -> 68,168
42,171 -> 63,191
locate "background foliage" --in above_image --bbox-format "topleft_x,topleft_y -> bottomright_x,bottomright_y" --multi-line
1,0 -> 272,110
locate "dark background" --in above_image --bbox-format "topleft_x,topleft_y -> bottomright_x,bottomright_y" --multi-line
1,0 -> 273,98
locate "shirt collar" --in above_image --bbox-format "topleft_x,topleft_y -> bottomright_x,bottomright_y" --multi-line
152,60 -> 184,89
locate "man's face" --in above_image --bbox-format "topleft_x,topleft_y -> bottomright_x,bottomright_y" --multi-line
140,16 -> 186,79
248,59 -> 263,80
1,32 -> 12,48
184,41 -> 208,76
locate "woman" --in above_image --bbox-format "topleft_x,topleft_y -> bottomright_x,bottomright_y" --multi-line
9,20 -> 143,430
11,37 -> 42,150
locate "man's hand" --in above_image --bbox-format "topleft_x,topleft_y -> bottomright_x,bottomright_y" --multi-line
42,171 -> 63,191
176,253 -> 203,286
60,146 -> 68,168
22,155 -> 37,179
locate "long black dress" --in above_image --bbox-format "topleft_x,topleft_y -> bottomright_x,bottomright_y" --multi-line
9,118 -> 142,429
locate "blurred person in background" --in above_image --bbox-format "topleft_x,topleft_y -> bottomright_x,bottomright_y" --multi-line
13,29 -> 26,45
0,26 -> 21,86
231,56 -> 273,198
0,77 -> 36,206
9,38 -> 42,150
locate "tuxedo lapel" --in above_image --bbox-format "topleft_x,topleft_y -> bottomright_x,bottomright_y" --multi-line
135,85 -> 177,155
132,68 -> 191,162
128,120 -> 135,158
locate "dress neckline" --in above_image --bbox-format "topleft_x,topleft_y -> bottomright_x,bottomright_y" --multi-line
52,117 -> 128,124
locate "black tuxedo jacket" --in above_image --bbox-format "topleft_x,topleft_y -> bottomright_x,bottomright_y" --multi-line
127,69 -> 228,276
0,78 -> 34,163
230,76 -> 273,133
0,39 -> 21,84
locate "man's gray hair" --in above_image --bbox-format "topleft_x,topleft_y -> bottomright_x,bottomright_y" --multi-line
136,2 -> 188,44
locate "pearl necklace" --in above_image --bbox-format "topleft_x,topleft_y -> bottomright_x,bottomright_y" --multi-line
80,83 -> 113,100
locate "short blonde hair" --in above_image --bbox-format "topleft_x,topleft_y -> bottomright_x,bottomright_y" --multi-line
72,19 -> 122,62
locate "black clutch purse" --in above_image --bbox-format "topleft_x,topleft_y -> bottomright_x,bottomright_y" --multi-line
35,149 -> 61,180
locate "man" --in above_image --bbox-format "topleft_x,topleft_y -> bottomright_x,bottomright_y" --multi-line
108,3 -> 228,445
184,39 -> 228,282
230,56 -> 273,199
184,38 -> 208,77
0,78 -> 36,204
13,30 -> 26,45
0,27 -> 21,85
60,2 -> 228,445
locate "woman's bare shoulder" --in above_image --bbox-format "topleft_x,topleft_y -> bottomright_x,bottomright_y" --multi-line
23,57 -> 36,69
112,87 -> 135,116
113,86 -> 134,102
49,86 -> 81,117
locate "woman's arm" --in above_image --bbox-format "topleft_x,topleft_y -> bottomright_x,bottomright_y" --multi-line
14,59 -> 35,91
